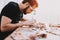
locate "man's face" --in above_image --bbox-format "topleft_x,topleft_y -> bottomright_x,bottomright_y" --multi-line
25,6 -> 33,14
23,2 -> 33,14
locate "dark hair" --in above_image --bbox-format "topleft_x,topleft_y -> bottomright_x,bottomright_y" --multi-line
22,0 -> 28,4
22,0 -> 32,6
22,0 -> 38,8
23,6 -> 30,14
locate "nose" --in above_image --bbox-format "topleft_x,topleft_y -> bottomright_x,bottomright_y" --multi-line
30,6 -> 34,11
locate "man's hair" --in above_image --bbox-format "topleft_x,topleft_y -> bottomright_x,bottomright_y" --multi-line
22,0 -> 28,4
22,0 -> 38,7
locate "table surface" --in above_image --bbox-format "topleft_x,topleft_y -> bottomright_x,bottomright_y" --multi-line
4,26 -> 60,40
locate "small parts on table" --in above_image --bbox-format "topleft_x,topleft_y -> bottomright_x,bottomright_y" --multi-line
49,24 -> 60,28
29,34 -> 36,40
29,33 -> 47,40
37,34 -> 47,38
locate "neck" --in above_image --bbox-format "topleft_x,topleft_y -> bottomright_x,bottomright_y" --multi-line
18,4 -> 24,11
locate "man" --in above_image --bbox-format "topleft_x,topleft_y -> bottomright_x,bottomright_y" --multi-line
0,0 -> 38,40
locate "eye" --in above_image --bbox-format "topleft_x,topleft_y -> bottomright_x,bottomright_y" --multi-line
26,3 -> 30,6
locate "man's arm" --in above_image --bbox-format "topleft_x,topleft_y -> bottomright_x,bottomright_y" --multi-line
1,16 -> 23,32
1,16 -> 36,32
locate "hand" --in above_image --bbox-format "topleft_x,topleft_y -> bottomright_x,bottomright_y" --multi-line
21,19 -> 36,26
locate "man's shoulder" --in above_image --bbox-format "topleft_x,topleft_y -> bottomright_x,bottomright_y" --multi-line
8,1 -> 18,7
2,1 -> 18,11
8,2 -> 17,5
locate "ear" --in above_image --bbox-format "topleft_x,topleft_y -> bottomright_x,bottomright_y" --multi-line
25,2 -> 30,6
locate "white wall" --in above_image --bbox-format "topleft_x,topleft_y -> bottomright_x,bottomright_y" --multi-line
0,0 -> 60,24
36,0 -> 60,24
0,0 -> 10,13
24,0 -> 60,24
0,0 -> 22,13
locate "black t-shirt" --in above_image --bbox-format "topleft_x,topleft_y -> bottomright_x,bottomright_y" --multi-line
1,2 -> 23,23
0,2 -> 23,40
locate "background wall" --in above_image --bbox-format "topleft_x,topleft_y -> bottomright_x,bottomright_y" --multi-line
0,0 -> 60,24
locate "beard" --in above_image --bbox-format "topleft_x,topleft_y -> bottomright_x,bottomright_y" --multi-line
23,6 -> 29,15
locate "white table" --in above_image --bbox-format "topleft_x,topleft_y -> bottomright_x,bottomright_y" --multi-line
4,26 -> 60,40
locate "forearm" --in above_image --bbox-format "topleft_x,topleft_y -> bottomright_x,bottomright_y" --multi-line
5,23 -> 21,27
1,23 -> 23,32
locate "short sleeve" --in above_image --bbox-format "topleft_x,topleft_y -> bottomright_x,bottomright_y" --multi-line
1,2 -> 23,24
